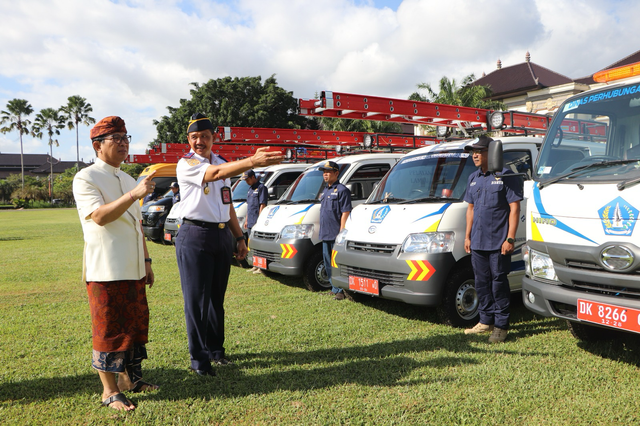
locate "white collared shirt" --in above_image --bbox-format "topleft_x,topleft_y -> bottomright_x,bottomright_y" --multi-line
174,151 -> 231,223
73,158 -> 145,282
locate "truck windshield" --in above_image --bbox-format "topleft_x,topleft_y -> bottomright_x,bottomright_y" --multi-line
368,151 -> 475,203
232,171 -> 268,201
279,164 -> 349,203
536,81 -> 640,184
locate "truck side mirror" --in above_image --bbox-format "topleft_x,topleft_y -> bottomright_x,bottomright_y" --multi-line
487,139 -> 504,172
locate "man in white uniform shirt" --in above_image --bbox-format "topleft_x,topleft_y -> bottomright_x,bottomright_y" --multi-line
175,113 -> 283,377
73,116 -> 158,411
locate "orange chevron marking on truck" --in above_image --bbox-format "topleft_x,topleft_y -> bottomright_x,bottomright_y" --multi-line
280,244 -> 298,259
331,250 -> 338,268
406,260 -> 435,281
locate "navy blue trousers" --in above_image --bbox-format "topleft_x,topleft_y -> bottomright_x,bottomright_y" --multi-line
471,250 -> 511,330
176,223 -> 232,371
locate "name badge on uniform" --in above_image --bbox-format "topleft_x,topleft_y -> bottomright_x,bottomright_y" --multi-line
221,186 -> 231,204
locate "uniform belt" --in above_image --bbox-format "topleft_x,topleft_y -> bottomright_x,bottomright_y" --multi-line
183,218 -> 226,229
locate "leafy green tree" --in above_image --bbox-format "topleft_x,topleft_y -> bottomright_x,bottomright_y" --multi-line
60,95 -> 95,169
7,174 -> 47,207
153,75 -> 313,145
0,178 -> 17,203
0,99 -> 34,190
33,108 -> 66,202
409,74 -> 505,110
316,117 -> 401,134
120,163 -> 146,180
52,166 -> 78,205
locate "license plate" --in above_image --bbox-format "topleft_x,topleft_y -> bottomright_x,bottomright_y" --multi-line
349,275 -> 379,295
577,299 -> 640,334
253,256 -> 267,269
164,233 -> 172,242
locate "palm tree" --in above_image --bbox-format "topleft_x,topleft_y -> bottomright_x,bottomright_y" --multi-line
60,95 -> 95,169
33,108 -> 66,203
0,99 -> 34,190
410,74 -> 505,110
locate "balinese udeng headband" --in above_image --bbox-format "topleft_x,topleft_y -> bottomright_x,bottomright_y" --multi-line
90,116 -> 127,140
187,113 -> 214,133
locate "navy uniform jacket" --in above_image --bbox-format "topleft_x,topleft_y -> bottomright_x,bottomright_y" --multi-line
463,168 -> 523,251
172,192 -> 180,205
319,181 -> 352,241
246,182 -> 268,229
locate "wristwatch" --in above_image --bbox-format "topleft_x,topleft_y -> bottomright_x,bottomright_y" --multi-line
236,236 -> 245,242
506,238 -> 515,244
145,258 -> 152,264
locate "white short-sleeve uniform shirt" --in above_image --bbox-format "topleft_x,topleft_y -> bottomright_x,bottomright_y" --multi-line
174,151 -> 232,223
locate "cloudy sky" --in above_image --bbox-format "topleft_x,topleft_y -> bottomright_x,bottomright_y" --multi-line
1,0 -> 639,164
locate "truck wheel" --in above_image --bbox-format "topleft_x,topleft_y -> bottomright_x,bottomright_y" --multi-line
437,268 -> 479,328
566,320 -> 612,341
303,251 -> 331,292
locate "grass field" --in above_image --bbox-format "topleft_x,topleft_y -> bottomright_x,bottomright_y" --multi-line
1,209 -> 640,425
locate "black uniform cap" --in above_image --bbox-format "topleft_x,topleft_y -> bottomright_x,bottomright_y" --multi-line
187,113 -> 214,133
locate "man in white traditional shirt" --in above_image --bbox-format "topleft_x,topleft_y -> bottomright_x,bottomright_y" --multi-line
73,116 -> 159,411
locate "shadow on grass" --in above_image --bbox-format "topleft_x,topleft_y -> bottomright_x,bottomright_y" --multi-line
0,237 -> 25,241
0,333 -> 553,405
576,331 -> 640,366
260,271 -> 308,291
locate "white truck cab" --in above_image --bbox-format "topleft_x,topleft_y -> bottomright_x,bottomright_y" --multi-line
331,136 -> 540,327
521,65 -> 640,341
248,153 -> 403,290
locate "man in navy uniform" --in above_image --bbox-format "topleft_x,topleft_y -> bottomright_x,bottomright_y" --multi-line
174,113 -> 283,376
463,135 -> 522,343
242,169 -> 268,273
170,181 -> 180,204
318,161 -> 352,300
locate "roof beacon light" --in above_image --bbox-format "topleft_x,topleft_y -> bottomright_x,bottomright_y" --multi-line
363,134 -> 373,149
593,61 -> 640,83
489,111 -> 505,130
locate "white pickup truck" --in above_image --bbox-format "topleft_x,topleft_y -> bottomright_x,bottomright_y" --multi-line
248,153 -> 403,290
331,136 -> 540,327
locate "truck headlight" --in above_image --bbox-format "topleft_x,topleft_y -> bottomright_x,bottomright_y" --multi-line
335,229 -> 348,246
280,224 -> 314,239
147,205 -> 165,212
401,232 -> 455,254
522,244 -> 531,276
530,249 -> 558,281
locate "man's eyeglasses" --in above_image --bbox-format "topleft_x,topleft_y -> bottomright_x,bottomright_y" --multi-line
102,135 -> 132,145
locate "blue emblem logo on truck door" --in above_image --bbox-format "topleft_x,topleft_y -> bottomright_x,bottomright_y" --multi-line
598,196 -> 638,236
371,205 -> 391,223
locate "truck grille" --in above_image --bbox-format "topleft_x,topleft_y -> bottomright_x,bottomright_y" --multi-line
347,240 -> 397,255
252,249 -> 280,262
253,231 -> 279,241
340,265 -> 406,287
165,218 -> 179,225
568,281 -> 640,300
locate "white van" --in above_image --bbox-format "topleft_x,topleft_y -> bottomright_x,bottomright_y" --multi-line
248,153 -> 403,290
331,136 -> 540,327
520,65 -> 640,341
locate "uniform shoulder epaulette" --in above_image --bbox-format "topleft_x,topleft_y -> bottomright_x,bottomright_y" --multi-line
183,152 -> 200,166
216,154 -> 229,163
